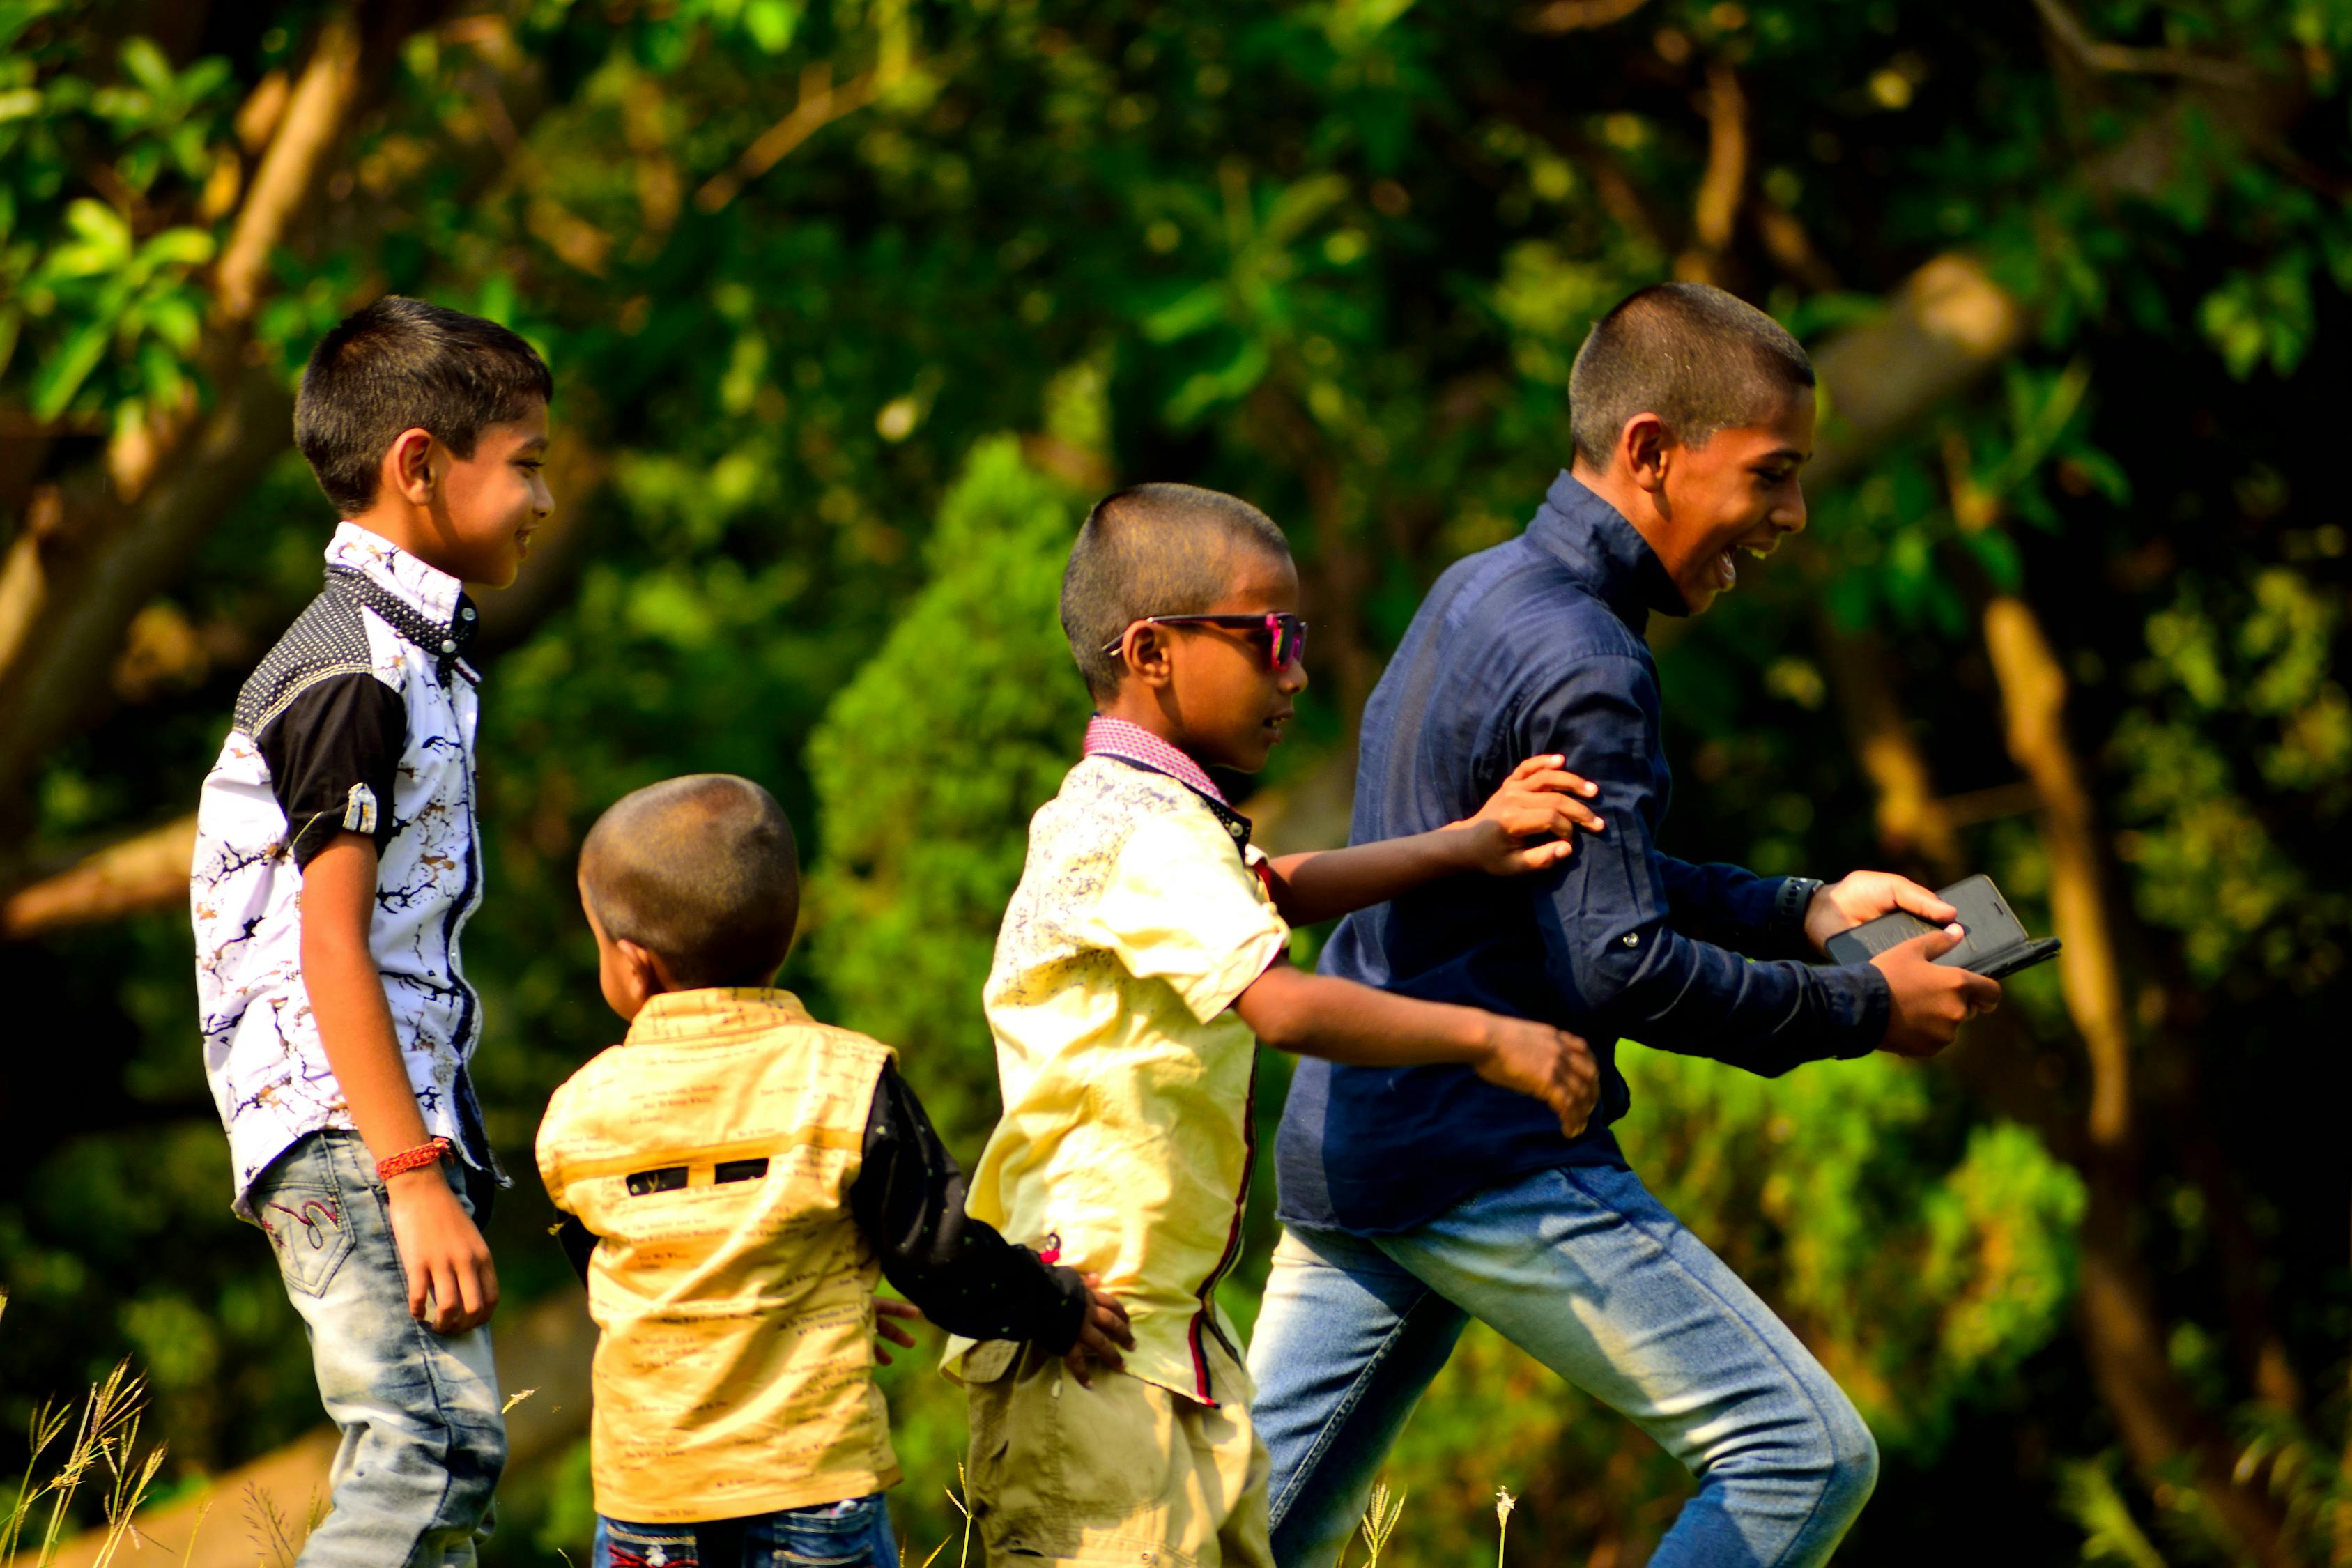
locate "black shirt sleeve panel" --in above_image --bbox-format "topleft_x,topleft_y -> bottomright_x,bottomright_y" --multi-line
849,1063 -> 1089,1353
255,673 -> 406,869
553,1213 -> 598,1284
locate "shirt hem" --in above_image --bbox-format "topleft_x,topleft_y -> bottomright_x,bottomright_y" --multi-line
594,1464 -> 902,1525
1277,1134 -> 1630,1238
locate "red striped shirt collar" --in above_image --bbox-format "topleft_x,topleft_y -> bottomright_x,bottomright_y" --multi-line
1083,715 -> 1228,806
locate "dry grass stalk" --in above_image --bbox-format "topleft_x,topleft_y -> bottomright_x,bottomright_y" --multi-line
1496,1484 -> 1516,1565
0,1359 -> 168,1568
1355,1479 -> 1406,1567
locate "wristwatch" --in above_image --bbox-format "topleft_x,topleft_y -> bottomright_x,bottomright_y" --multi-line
1775,875 -> 1824,951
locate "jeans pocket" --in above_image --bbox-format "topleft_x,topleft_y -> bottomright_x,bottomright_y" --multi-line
253,1155 -> 355,1299
598,1518 -> 703,1568
762,1495 -> 892,1567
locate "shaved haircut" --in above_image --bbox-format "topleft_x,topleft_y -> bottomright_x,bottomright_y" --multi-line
1061,483 -> 1293,697
579,775 -> 799,990
1568,282 -> 1814,470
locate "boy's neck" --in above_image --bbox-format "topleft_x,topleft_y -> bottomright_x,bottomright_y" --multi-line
1569,458 -> 1663,550
345,505 -> 468,584
1095,689 -> 1201,764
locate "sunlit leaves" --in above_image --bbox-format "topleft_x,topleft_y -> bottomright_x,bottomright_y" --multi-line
1,29 -> 233,427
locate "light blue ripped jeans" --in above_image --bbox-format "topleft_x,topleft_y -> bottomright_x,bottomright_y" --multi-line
1246,1165 -> 1877,1568
249,1130 -> 505,1567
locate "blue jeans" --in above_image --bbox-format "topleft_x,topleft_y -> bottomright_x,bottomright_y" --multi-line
592,1495 -> 899,1567
248,1130 -> 506,1567
1246,1165 -> 1877,1568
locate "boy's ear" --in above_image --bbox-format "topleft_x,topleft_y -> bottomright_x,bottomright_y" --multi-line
1619,413 -> 1673,495
1123,623 -> 1176,689
622,938 -> 694,997
383,426 -> 438,505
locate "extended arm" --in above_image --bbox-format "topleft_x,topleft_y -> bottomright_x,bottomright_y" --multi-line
1233,962 -> 1597,1136
303,833 -> 498,1332
1263,756 -> 1606,926
847,1065 -> 1092,1351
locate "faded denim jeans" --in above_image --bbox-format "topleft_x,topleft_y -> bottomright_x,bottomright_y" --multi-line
592,1494 -> 899,1567
1247,1165 -> 1877,1568
249,1130 -> 505,1567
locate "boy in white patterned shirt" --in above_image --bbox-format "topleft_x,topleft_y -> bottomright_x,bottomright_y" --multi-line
192,297 -> 551,1566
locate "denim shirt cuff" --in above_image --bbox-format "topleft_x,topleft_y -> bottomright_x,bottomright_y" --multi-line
1828,963 -> 1893,1059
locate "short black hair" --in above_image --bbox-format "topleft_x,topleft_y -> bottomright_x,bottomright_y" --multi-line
1061,483 -> 1292,696
294,295 -> 553,517
578,775 -> 799,991
1568,282 -> 1813,469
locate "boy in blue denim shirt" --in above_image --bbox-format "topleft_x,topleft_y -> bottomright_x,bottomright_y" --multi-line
192,298 -> 553,1565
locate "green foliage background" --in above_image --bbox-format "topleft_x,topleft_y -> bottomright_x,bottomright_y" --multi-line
2,0 -> 2347,1562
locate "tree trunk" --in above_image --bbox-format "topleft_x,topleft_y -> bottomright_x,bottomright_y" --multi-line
1981,592 -> 2291,1567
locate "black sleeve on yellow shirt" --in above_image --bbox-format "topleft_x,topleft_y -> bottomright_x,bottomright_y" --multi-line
848,1063 -> 1090,1353
553,1213 -> 598,1285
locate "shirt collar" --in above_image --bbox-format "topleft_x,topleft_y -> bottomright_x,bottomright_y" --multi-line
1523,472 -> 1688,633
325,522 -> 480,679
624,987 -> 813,1045
327,522 -> 467,622
1083,715 -> 1256,854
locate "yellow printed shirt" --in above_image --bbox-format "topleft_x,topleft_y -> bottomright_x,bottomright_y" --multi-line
535,989 -> 898,1523
950,723 -> 1291,1406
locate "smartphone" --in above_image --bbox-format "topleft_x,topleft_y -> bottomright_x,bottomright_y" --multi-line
1821,873 -> 2061,980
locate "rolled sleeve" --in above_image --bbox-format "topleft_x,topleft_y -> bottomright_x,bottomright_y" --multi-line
1086,813 -> 1291,1024
254,672 -> 405,868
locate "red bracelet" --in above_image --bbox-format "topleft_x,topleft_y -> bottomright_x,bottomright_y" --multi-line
376,1137 -> 452,1182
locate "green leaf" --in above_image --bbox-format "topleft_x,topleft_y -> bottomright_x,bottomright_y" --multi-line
137,226 -> 217,270
744,0 -> 799,52
118,37 -> 175,100
60,197 -> 132,266
1139,282 -> 1228,343
29,317 -> 113,420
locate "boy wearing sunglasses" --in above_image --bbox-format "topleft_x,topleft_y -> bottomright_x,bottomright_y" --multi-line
942,483 -> 1608,1567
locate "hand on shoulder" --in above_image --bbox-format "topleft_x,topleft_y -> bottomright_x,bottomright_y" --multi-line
1447,754 -> 1607,875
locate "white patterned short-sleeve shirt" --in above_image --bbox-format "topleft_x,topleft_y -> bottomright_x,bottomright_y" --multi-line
192,523 -> 492,1215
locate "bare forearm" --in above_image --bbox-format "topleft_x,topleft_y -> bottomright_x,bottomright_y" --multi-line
305,936 -> 432,1159
1233,964 -> 1489,1066
1266,830 -> 1473,926
300,833 -> 431,1162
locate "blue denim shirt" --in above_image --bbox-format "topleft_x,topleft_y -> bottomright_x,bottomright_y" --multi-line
1274,472 -> 1891,1235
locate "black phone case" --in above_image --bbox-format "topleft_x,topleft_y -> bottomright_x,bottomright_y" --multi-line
1822,873 -> 2063,978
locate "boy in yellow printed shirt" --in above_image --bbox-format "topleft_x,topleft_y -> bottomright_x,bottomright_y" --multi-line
537,776 -> 1128,1568
947,484 -> 1608,1565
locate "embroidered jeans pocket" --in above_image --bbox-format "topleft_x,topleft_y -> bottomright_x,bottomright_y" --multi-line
596,1519 -> 702,1568
757,1494 -> 896,1567
252,1158 -> 355,1299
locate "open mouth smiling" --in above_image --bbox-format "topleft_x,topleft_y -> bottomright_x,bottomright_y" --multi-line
1710,539 -> 1778,591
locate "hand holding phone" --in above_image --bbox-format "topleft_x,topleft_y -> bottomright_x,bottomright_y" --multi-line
1871,924 -> 2003,1056
1822,875 -> 2061,981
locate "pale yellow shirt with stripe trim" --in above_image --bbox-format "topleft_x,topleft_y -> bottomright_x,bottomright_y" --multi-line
947,755 -> 1291,1406
536,988 -> 900,1523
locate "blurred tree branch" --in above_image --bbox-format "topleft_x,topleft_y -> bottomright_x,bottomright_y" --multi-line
2028,0 -> 2257,88
0,815 -> 195,941
0,3 -> 449,823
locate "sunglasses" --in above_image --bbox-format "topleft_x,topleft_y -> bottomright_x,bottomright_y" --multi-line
1103,612 -> 1310,672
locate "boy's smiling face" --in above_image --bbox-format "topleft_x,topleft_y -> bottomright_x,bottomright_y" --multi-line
1634,392 -> 1813,615
430,399 -> 553,589
1105,545 -> 1309,774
